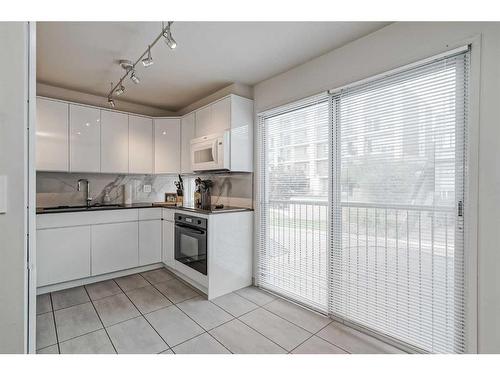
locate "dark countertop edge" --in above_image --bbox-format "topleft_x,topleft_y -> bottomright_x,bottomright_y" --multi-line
36,204 -> 254,215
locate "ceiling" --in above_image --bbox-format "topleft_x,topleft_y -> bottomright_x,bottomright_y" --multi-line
37,22 -> 388,112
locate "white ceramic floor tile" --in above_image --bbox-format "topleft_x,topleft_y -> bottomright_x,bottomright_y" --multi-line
173,333 -> 230,354
317,321 -> 405,354
154,278 -> 199,304
107,316 -> 168,354
291,335 -> 348,354
36,312 -> 57,350
59,329 -> 115,354
37,344 -> 59,354
210,319 -> 286,354
211,292 -> 258,317
93,293 -> 140,327
51,286 -> 89,310
263,298 -> 331,333
54,302 -> 103,342
126,285 -> 172,314
177,297 -> 233,330
114,274 -> 149,292
145,305 -> 204,347
36,294 -> 52,315
239,308 -> 311,351
234,286 -> 276,306
141,268 -> 175,284
85,280 -> 122,301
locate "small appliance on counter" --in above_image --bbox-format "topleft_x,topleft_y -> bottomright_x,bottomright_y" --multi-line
194,178 -> 202,208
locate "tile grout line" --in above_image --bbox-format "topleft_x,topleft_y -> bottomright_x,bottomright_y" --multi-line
83,284 -> 118,354
234,315 -> 292,354
48,293 -> 61,354
114,275 -> 172,353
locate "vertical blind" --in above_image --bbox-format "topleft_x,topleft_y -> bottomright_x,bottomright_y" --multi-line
330,49 -> 469,353
257,48 -> 469,353
257,94 -> 330,312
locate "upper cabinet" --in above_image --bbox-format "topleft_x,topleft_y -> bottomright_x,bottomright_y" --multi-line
154,118 -> 180,174
101,110 -> 129,174
36,98 -> 69,172
192,95 -> 253,172
129,115 -> 153,174
36,93 -> 254,175
180,113 -> 195,174
69,104 -> 101,173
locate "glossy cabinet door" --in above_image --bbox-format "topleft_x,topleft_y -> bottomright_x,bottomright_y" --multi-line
194,105 -> 211,137
69,104 -> 101,172
36,98 -> 69,171
162,219 -> 175,267
210,96 -> 231,134
91,221 -> 139,275
37,226 -> 91,287
154,118 -> 180,174
101,110 -> 129,173
180,113 -> 195,174
139,219 -> 162,266
129,115 -> 154,174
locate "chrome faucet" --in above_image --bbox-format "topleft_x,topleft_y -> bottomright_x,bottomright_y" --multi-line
77,178 -> 92,207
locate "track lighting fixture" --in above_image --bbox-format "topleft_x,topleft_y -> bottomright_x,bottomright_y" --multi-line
163,22 -> 177,49
115,85 -> 125,96
142,45 -> 154,67
130,70 -> 140,84
106,21 -> 177,105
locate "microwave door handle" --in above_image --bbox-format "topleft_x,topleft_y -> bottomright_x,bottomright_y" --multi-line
212,139 -> 218,162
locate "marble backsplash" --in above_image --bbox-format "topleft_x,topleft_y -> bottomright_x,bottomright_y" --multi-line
36,172 -> 253,209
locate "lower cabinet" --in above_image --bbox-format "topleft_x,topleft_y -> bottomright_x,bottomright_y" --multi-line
139,220 -> 162,266
162,219 -> 175,267
91,221 -> 139,275
37,226 -> 91,287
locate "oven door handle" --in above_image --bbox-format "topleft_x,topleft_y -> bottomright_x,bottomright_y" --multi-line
175,223 -> 206,235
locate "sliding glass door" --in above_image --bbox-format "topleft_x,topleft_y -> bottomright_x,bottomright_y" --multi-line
258,48 -> 469,353
257,96 -> 330,312
330,50 -> 469,353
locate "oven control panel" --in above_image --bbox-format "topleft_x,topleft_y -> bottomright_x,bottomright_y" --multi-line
175,213 -> 207,229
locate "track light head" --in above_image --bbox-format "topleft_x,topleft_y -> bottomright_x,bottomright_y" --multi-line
142,46 -> 154,67
130,70 -> 140,84
115,85 -> 125,96
163,22 -> 177,49
107,97 -> 115,108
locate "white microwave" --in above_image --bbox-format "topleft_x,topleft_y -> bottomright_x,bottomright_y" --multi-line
190,132 -> 230,172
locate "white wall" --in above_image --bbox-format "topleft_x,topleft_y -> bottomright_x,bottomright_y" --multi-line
254,22 -> 500,353
0,22 -> 30,353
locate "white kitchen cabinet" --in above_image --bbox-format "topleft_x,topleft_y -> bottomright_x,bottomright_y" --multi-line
154,118 -> 180,174
100,110 -> 129,173
210,96 -> 231,134
194,105 -> 212,137
180,113 -> 195,174
162,219 -> 175,267
139,220 -> 162,266
91,221 -> 138,275
37,226 -> 91,287
36,98 -> 69,172
69,104 -> 101,173
129,115 -> 153,174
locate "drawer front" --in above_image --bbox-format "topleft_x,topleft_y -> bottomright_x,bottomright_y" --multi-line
139,208 -> 162,221
162,208 -> 175,222
37,209 -> 139,229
